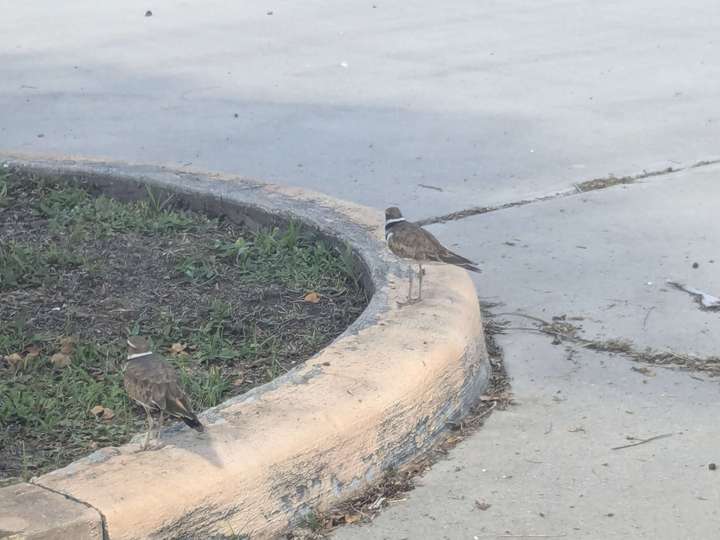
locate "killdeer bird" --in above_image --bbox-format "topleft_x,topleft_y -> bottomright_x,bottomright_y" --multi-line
123,336 -> 204,450
385,206 -> 480,303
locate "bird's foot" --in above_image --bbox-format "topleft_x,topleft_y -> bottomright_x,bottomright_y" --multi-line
146,440 -> 166,451
397,297 -> 422,307
133,438 -> 166,452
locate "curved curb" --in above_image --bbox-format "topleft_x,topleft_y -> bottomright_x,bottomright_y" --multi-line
0,154 -> 489,539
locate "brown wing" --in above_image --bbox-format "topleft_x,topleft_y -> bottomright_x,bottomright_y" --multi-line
123,354 -> 203,430
389,222 -> 480,272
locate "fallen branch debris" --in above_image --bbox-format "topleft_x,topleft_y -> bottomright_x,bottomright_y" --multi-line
612,433 -> 674,451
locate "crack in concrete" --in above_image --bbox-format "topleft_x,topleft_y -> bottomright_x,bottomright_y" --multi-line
499,312 -> 720,377
417,158 -> 720,226
31,480 -> 109,539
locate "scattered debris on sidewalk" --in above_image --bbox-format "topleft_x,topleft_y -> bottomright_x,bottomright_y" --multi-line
418,183 -> 444,192
631,366 -> 655,377
611,432 -> 673,451
667,280 -> 720,310
499,312 -> 720,376
474,499 -> 492,511
574,167 -> 675,193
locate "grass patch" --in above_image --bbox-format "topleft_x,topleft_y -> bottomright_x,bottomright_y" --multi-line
0,171 -> 367,483
0,240 -> 83,290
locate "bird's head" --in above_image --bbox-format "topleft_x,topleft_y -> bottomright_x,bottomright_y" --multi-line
127,335 -> 152,355
385,207 -> 403,221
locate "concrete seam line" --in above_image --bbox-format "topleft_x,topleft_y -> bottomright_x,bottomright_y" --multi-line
0,152 -> 489,540
416,156 -> 720,226
30,482 -> 110,540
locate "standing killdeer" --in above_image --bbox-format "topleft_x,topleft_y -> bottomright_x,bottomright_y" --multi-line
123,336 -> 204,450
385,206 -> 480,303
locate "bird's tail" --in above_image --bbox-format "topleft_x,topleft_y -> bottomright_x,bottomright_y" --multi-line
441,250 -> 482,273
183,414 -> 205,432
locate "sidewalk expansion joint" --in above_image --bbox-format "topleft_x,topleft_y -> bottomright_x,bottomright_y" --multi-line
417,158 -> 720,227
32,480 -> 110,539
496,311 -> 720,378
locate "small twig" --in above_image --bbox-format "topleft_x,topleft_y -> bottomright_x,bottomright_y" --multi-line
476,401 -> 498,419
368,495 -> 386,510
417,183 -> 444,192
612,432 -> 673,450
473,535 -> 567,538
642,306 -> 655,329
494,312 -> 550,325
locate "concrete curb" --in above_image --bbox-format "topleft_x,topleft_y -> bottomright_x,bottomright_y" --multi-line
0,154 -> 489,539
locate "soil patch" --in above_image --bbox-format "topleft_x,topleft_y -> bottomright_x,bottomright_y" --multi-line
0,170 -> 367,484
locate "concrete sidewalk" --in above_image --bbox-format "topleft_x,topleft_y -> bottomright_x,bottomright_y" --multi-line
335,164 -> 720,540
2,1 -> 719,538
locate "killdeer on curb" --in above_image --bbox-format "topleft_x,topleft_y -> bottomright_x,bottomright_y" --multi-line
123,336 -> 204,450
385,206 -> 480,303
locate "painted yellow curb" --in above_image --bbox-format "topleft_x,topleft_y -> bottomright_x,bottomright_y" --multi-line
0,154 -> 488,539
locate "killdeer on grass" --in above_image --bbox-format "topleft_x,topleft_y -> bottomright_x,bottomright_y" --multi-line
385,206 -> 480,303
123,336 -> 204,450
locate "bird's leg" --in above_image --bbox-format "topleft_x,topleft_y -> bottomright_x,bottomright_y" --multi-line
398,265 -> 416,306
142,406 -> 154,450
407,264 -> 414,301
150,411 -> 166,450
418,263 -> 424,301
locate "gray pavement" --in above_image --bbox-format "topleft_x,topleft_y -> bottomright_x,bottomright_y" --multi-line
433,164 -> 720,357
2,1 -> 720,539
2,1 -> 720,218
335,164 -> 720,540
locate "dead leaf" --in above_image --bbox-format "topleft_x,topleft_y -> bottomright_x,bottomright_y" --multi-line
475,499 -> 492,511
59,336 -> 76,355
169,342 -> 188,355
25,345 -> 42,358
303,291 -> 321,303
90,405 -> 114,421
5,352 -> 24,368
50,352 -> 71,368
344,514 -> 361,524
90,405 -> 105,416
631,366 -> 655,377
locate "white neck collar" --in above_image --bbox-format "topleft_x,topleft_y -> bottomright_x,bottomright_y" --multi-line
385,217 -> 406,226
127,351 -> 153,360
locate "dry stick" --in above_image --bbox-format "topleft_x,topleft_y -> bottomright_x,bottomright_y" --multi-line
612,432 -> 673,451
642,306 -> 655,329
474,535 -> 567,538
494,312 -> 550,325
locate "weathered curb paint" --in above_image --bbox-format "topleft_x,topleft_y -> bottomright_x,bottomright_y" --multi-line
0,154 -> 488,539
